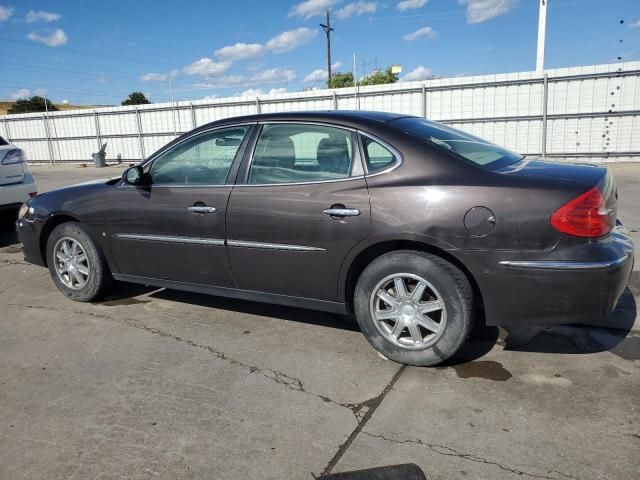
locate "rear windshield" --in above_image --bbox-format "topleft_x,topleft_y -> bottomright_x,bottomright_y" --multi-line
392,117 -> 523,169
0,136 -> 8,146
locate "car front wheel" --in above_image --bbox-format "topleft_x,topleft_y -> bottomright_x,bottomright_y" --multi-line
354,250 -> 473,366
46,222 -> 112,302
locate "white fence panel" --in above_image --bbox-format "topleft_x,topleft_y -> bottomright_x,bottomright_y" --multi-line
2,61 -> 639,163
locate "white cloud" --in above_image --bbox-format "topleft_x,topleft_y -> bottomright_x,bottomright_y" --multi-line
402,26 -> 436,41
303,62 -> 342,82
304,69 -> 327,83
27,29 -> 68,47
251,67 -> 296,84
215,42 -> 264,61
140,70 -> 179,82
237,87 -> 288,97
10,89 -> 30,100
183,58 -> 231,77
630,20 -> 640,28
265,28 -> 317,53
0,6 -> 14,22
397,0 -> 427,11
336,2 -> 378,20
458,0 -> 515,24
26,10 -> 61,23
401,66 -> 433,81
194,75 -> 247,89
193,67 -> 296,90
288,0 -> 336,20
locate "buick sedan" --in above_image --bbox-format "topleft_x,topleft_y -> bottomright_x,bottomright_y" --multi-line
16,111 -> 634,365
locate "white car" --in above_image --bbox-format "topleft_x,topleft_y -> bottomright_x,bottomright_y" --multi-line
0,136 -> 37,218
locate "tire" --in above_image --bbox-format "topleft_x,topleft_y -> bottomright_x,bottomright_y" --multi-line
354,250 -> 473,366
46,221 -> 112,302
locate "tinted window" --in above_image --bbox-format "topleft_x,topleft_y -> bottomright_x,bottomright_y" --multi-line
392,117 -> 522,169
249,124 -> 353,184
362,137 -> 396,173
0,136 -> 8,146
150,126 -> 248,185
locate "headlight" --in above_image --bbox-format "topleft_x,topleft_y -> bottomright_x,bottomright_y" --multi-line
17,204 -> 34,220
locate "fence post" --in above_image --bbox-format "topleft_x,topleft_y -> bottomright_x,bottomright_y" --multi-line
255,97 -> 261,114
332,91 -> 338,110
422,84 -> 427,118
135,108 -> 145,160
2,117 -> 10,142
190,103 -> 196,129
42,114 -> 54,164
93,110 -> 102,151
541,73 -> 548,158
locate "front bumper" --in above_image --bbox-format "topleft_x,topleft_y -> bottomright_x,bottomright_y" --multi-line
461,226 -> 634,326
16,214 -> 46,267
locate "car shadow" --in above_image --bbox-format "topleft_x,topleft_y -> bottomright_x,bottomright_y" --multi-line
0,218 -> 19,248
500,288 -> 637,359
149,288 -> 361,332
101,278 -> 637,363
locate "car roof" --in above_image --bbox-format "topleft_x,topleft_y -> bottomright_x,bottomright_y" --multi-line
206,110 -> 414,130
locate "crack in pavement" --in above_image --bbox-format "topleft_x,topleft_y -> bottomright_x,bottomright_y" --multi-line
0,301 -> 371,419
318,365 -> 407,478
361,432 -> 580,480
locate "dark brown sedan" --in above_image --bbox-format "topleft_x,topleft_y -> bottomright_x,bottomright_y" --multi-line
17,111 -> 634,365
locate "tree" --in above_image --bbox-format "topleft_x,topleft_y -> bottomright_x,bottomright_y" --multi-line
360,67 -> 399,86
327,67 -> 399,89
121,92 -> 151,106
328,72 -> 354,89
7,96 -> 59,114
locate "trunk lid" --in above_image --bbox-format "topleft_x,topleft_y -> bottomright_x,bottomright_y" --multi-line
495,158 -> 617,232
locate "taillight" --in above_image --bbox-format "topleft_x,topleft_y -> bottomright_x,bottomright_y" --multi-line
550,187 -> 610,238
1,148 -> 24,165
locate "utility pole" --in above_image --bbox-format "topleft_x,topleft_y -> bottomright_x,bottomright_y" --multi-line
320,10 -> 334,86
536,0 -> 548,72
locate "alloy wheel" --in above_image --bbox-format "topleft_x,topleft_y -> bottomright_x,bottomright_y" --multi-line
369,273 -> 447,350
53,237 -> 90,290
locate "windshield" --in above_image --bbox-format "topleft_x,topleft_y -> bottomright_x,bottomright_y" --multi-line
392,117 -> 523,169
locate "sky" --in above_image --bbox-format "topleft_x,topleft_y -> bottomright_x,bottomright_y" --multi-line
0,0 -> 639,105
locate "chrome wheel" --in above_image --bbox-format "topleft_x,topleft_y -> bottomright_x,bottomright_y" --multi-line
369,273 -> 447,350
53,237 -> 90,290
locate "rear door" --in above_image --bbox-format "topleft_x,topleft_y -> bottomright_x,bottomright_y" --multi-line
226,122 -> 371,302
107,125 -> 253,287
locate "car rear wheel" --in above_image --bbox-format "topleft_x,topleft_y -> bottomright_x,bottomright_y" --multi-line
354,250 -> 473,366
46,222 -> 112,302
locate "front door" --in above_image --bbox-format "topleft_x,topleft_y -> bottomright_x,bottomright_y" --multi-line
226,123 -> 371,302
107,125 -> 252,287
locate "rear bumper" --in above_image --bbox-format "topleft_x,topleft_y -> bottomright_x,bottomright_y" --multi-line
462,226 -> 635,326
0,173 -> 37,207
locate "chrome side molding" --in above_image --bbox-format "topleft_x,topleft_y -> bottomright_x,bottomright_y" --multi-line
227,240 -> 325,252
499,254 -> 630,270
113,233 -> 225,246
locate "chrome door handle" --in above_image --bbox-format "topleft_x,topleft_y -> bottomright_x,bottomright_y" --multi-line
188,206 -> 216,214
323,208 -> 361,217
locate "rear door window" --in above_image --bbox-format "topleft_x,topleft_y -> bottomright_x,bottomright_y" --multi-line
361,137 -> 397,173
248,124 -> 354,184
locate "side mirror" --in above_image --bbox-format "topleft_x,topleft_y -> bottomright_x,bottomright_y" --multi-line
122,165 -> 145,186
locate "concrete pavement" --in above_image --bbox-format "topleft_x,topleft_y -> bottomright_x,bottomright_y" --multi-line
0,162 -> 637,479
